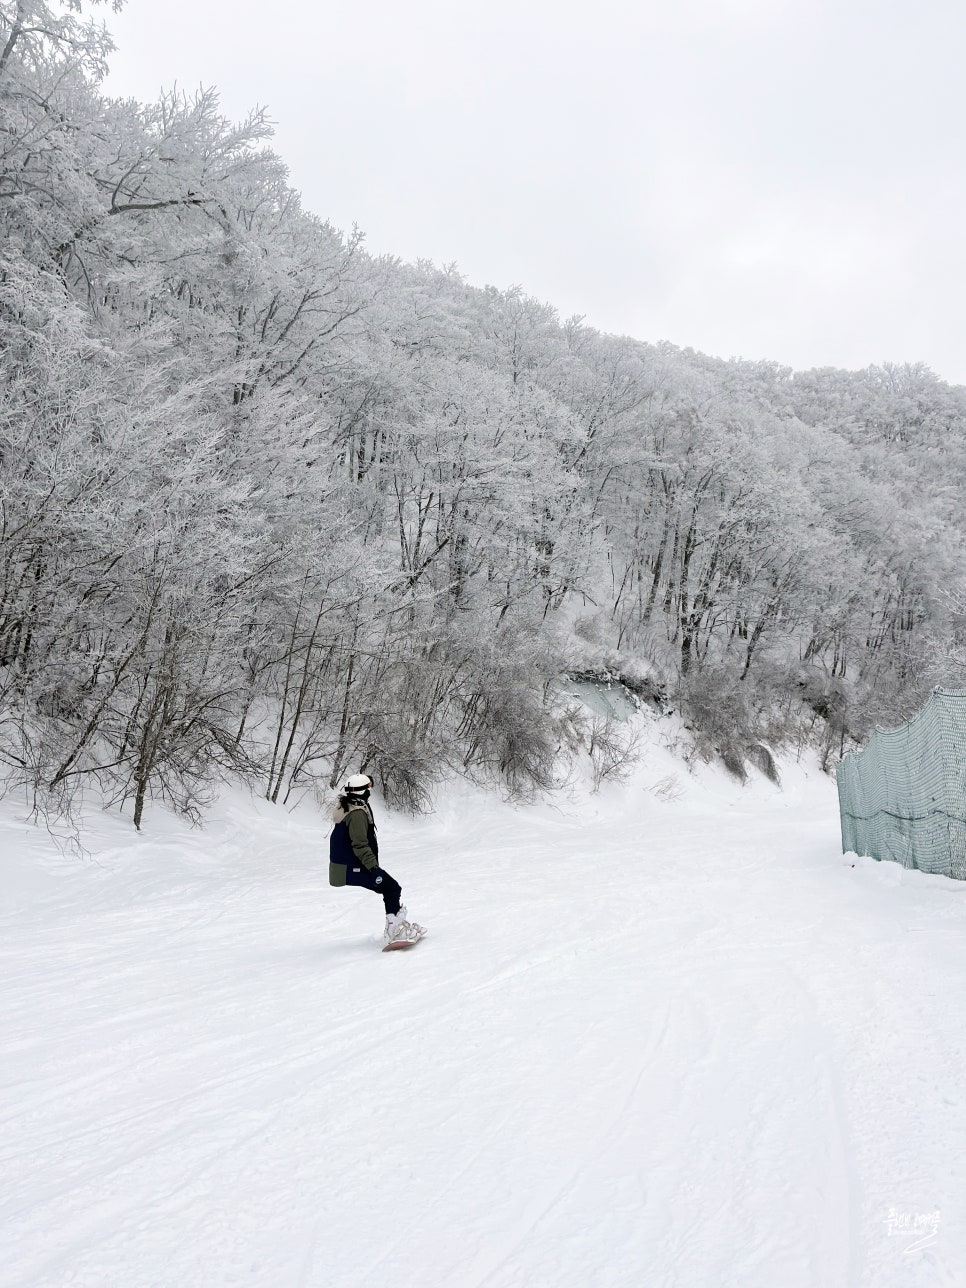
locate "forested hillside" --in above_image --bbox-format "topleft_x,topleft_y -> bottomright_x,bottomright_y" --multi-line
3,0 -> 965,824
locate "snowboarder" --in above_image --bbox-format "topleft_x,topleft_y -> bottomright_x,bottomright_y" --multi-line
329,773 -> 426,948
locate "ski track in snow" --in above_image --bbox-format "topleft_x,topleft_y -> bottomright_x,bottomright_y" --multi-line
2,751 -> 966,1288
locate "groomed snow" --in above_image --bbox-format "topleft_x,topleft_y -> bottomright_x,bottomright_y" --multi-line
2,728 -> 965,1288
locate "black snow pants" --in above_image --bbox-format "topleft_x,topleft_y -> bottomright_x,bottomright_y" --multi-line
345,862 -> 402,917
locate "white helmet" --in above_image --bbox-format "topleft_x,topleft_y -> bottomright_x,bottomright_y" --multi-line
344,773 -> 373,795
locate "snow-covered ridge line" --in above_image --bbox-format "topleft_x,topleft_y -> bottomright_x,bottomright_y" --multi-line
2,1 -> 965,830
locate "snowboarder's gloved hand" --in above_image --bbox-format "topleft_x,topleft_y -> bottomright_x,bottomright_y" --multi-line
371,867 -> 384,886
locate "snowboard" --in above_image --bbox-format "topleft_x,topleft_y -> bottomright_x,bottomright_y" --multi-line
382,927 -> 428,952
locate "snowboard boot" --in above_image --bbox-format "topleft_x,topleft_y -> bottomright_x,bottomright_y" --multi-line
384,906 -> 425,945
384,907 -> 412,945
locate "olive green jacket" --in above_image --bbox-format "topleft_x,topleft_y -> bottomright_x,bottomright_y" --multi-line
328,800 -> 377,886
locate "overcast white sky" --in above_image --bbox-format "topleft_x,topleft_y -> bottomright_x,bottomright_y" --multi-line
103,0 -> 966,384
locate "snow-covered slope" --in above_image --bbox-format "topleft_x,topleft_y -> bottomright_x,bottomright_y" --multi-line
2,732 -> 965,1288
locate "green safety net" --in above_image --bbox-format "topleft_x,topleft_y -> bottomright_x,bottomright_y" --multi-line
836,687 -> 966,879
